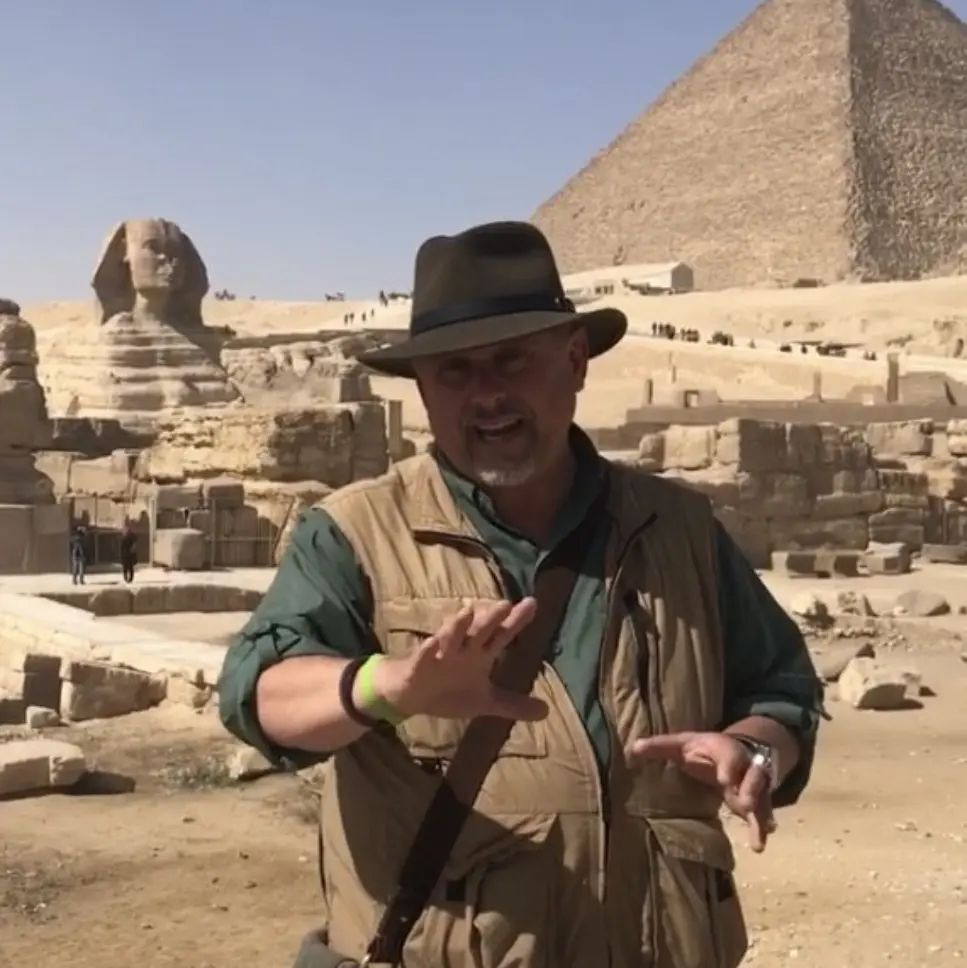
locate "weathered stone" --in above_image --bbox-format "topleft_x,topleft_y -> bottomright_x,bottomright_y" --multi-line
0,739 -> 86,796
891,589 -> 950,618
25,705 -> 62,728
716,419 -> 787,472
812,640 -> 876,681
865,420 -> 932,458
0,696 -> 25,725
663,425 -> 715,470
836,591 -> 876,617
863,543 -> 912,575
788,592 -> 831,626
60,659 -> 166,721
770,550 -> 819,576
227,747 -> 279,782
153,528 -> 206,570
637,432 -> 665,469
921,543 -> 967,565
839,658 -> 912,710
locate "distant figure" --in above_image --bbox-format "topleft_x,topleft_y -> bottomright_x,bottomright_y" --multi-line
120,523 -> 138,584
70,526 -> 89,585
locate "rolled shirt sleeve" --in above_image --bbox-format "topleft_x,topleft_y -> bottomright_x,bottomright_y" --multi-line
714,522 -> 824,808
217,509 -> 377,768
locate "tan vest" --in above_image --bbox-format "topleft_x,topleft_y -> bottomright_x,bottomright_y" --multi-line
316,454 -> 748,968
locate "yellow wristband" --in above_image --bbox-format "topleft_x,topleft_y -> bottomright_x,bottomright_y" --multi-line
355,654 -> 407,726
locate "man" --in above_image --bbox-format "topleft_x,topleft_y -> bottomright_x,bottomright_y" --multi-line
69,525 -> 89,585
120,523 -> 138,584
218,222 -> 823,968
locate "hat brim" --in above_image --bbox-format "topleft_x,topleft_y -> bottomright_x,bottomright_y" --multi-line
356,306 -> 628,378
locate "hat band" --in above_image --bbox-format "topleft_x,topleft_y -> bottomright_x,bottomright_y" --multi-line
411,292 -> 576,335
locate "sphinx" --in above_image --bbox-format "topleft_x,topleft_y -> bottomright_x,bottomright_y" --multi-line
46,218 -> 239,431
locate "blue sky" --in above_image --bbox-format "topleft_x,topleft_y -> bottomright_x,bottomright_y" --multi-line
3,0 -> 966,303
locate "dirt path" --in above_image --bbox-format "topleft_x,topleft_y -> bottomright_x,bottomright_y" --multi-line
2,648 -> 966,967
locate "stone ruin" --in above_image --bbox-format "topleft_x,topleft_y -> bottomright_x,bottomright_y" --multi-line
3,217 -> 413,577
0,299 -> 71,572
628,417 -> 967,569
44,218 -> 239,432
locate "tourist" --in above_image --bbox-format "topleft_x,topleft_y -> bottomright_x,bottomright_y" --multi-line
218,221 -> 823,968
69,525 -> 89,586
120,523 -> 138,584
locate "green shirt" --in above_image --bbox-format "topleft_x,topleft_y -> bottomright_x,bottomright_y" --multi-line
218,432 -> 823,807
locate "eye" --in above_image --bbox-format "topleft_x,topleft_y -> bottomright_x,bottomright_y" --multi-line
496,351 -> 529,375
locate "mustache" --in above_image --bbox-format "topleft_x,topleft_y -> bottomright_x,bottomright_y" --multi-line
461,401 -> 531,427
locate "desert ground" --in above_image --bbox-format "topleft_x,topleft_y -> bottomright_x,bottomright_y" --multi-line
2,565 -> 966,968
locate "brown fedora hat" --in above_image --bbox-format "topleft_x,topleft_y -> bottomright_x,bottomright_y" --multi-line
357,221 -> 627,378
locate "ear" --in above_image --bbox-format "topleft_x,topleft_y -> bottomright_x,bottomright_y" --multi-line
91,222 -> 133,324
171,227 -> 209,328
568,325 -> 590,391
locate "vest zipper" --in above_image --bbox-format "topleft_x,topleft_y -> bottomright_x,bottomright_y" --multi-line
599,513 -> 659,967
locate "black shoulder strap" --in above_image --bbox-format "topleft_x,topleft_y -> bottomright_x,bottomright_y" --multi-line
363,484 -> 607,964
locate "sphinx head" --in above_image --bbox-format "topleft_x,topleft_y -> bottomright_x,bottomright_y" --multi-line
92,218 -> 209,327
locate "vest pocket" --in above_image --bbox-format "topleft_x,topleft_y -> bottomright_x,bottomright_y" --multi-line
381,598 -> 548,762
405,814 -> 557,968
647,818 -> 749,968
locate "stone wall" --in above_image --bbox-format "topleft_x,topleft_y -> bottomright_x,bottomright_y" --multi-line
32,403 -> 391,570
631,417 -> 967,567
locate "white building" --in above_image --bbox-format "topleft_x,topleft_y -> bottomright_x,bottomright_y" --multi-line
562,261 -> 695,303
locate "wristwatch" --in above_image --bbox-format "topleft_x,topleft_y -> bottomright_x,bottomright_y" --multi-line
733,736 -> 780,792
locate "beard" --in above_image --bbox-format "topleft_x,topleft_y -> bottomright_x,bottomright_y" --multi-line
460,403 -> 543,488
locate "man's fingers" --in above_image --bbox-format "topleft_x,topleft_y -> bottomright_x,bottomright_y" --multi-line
464,600 -> 514,645
487,687 -> 548,722
481,597 -> 538,653
627,733 -> 697,763
734,759 -> 769,815
745,809 -> 766,853
427,605 -> 475,659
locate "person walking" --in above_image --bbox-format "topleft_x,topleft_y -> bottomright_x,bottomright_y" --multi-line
120,523 -> 138,584
218,221 -> 823,968
69,525 -> 89,585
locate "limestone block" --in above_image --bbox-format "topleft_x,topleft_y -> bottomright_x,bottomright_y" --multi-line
25,705 -> 62,728
68,456 -> 134,498
769,516 -> 869,551
662,425 -> 714,470
839,658 -> 911,710
165,675 -> 214,709
735,472 -> 811,518
865,420 -> 933,459
715,419 -> 786,472
868,507 -> 925,548
785,423 -> 822,469
921,543 -> 967,565
665,467 -> 739,506
154,527 -> 206,570
863,543 -> 912,575
817,424 -> 871,469
350,400 -> 390,482
877,469 -> 929,505
8,651 -> 63,711
201,478 -> 246,508
153,483 -> 204,511
637,432 -> 665,470
0,739 -> 86,796
891,589 -> 950,617
60,659 -> 166,721
947,436 -> 967,457
812,642 -> 876,682
84,587 -> 134,616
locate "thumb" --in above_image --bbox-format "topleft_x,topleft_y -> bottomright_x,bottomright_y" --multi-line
486,688 -> 549,722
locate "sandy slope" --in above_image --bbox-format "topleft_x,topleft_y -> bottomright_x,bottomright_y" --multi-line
21,273 -> 967,352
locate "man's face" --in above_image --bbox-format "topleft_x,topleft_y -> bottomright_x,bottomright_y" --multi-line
413,325 -> 588,488
125,220 -> 184,294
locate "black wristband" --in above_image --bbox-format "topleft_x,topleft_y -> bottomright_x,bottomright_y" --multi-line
338,657 -> 381,729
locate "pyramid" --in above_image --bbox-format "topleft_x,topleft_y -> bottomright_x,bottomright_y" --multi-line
531,0 -> 967,290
